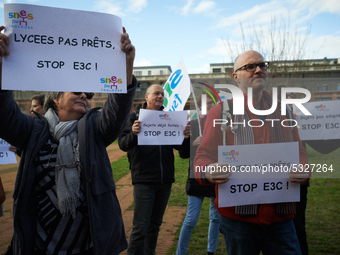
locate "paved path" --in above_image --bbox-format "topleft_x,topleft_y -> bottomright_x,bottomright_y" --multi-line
0,144 -> 186,254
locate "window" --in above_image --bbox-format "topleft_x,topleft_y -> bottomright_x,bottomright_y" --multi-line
212,68 -> 222,73
160,70 -> 164,75
148,70 -> 152,75
337,84 -> 340,91
134,71 -> 142,76
322,85 -> 327,91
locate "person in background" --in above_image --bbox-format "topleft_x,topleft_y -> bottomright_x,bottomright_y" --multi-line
0,26 -> 136,255
118,84 -> 190,255
9,93 -> 46,155
30,93 -> 45,115
194,50 -> 310,255
176,94 -> 220,255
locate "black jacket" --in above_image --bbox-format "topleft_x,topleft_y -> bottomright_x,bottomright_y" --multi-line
118,103 -> 189,185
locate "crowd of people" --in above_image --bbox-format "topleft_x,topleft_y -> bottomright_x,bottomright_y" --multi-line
0,18 -> 332,255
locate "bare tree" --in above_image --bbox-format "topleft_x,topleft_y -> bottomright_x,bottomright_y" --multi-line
224,15 -> 311,78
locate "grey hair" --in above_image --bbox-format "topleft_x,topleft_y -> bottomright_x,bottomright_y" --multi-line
146,84 -> 162,95
43,92 -> 63,113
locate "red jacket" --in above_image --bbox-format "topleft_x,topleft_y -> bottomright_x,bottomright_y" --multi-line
194,97 -> 308,225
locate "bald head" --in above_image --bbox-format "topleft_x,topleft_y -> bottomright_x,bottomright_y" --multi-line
145,84 -> 164,110
146,84 -> 163,94
234,50 -> 264,72
232,50 -> 268,95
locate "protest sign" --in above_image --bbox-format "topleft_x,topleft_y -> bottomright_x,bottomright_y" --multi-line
3,3 -> 126,93
216,142 -> 300,207
138,109 -> 187,145
163,59 -> 191,111
294,100 -> 340,140
0,139 -> 17,165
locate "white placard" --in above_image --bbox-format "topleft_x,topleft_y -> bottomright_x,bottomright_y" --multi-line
163,59 -> 191,111
3,3 -> 126,93
294,100 -> 340,140
217,142 -> 300,207
138,109 -> 187,145
0,139 -> 17,165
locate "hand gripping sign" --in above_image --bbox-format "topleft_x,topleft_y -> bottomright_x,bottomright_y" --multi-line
216,142 -> 300,207
138,109 -> 188,145
3,3 -> 126,93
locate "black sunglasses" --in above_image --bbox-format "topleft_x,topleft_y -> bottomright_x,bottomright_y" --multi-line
235,62 -> 269,73
73,92 -> 95,99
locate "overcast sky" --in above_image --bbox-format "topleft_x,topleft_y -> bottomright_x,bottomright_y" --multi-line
1,0 -> 340,73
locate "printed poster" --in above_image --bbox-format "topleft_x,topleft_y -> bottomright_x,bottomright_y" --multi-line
217,142 -> 300,207
138,109 -> 187,145
0,138 -> 17,165
294,100 -> 340,140
3,3 -> 127,93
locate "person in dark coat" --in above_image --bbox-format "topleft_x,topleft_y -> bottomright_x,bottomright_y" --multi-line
0,26 -> 136,255
118,84 -> 190,255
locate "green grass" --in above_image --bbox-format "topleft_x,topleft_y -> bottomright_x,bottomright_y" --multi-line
305,144 -> 340,178
111,147 -> 340,255
167,154 -> 189,207
111,154 -> 130,182
305,178 -> 340,254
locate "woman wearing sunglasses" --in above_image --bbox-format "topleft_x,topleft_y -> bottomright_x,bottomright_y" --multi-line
0,26 -> 136,255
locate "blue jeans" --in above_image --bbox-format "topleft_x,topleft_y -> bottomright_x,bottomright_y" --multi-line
176,196 -> 220,254
220,216 -> 302,255
127,183 -> 172,255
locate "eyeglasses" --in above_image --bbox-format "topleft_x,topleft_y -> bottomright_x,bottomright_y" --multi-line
235,62 -> 269,73
73,92 -> 95,99
148,91 -> 164,97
